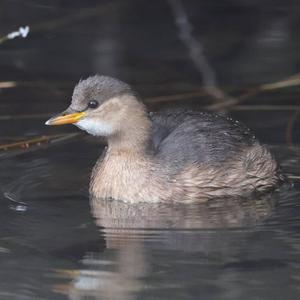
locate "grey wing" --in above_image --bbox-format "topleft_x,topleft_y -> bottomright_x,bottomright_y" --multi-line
150,109 -> 256,171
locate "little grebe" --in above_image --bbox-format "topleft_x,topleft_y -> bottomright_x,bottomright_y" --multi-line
46,75 -> 282,203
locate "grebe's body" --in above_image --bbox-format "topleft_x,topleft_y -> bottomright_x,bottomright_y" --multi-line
46,75 -> 282,203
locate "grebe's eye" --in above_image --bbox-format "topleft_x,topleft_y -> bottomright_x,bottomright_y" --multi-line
88,100 -> 99,109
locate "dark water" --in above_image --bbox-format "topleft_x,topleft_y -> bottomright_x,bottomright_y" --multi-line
1,141 -> 300,300
1,1 -> 300,299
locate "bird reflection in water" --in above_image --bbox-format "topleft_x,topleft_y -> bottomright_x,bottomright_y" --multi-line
59,193 -> 276,300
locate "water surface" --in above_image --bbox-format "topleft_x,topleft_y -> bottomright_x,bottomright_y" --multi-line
1,1 -> 300,299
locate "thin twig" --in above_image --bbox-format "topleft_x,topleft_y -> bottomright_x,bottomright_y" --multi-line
0,81 -> 17,89
205,88 -> 259,110
206,73 -> 300,111
287,175 -> 300,180
0,133 -> 82,160
0,134 -> 66,150
261,73 -> 300,91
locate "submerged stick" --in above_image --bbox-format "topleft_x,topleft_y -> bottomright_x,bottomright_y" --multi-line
168,0 -> 236,107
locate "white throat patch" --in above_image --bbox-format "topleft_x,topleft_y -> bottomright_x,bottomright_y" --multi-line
75,119 -> 113,136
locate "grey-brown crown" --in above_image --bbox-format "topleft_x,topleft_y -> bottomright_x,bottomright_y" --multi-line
71,75 -> 134,110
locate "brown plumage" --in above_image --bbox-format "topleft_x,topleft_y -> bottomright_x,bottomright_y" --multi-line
46,75 -> 283,203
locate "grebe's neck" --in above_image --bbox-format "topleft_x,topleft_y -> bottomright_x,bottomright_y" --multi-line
107,99 -> 152,155
90,100 -> 167,203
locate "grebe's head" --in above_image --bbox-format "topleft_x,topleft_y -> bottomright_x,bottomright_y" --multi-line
46,75 -> 143,137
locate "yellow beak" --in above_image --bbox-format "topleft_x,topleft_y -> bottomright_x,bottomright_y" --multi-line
45,112 -> 85,126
